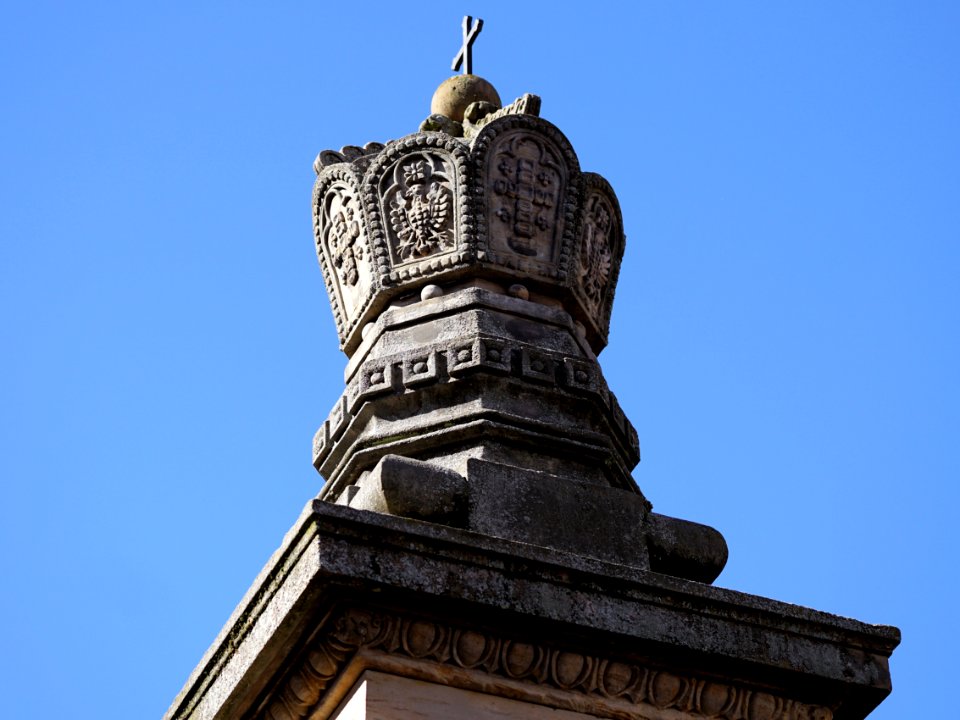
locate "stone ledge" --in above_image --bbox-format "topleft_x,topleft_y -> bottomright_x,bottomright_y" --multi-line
165,501 -> 898,720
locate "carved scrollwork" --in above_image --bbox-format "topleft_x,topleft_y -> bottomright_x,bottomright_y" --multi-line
258,608 -> 834,720
261,612 -> 381,720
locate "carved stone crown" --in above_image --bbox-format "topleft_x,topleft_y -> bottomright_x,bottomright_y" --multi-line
313,108 -> 624,356
309,81 -> 726,582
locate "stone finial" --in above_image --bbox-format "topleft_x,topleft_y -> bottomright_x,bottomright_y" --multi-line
430,74 -> 502,123
165,35 -> 897,720
309,81 -> 726,583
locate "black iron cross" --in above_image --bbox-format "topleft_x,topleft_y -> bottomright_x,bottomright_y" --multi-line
451,16 -> 483,75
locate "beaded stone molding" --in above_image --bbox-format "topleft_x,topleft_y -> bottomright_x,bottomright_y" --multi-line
312,114 -> 625,356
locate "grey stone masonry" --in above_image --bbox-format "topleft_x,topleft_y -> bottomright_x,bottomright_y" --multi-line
313,110 -> 619,356
164,501 -> 899,720
310,88 -> 727,581
166,71 -> 898,720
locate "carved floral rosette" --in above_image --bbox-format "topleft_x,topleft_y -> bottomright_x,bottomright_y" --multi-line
313,116 -> 627,355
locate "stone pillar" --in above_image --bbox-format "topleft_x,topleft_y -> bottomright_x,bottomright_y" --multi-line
165,76 -> 898,720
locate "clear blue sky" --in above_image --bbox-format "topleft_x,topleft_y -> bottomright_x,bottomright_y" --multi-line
1,3 -> 957,718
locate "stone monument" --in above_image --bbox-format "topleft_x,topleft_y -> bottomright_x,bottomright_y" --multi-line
166,19 -> 898,720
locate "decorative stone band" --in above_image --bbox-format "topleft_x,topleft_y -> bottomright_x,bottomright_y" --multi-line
312,114 -> 624,356
311,336 -> 640,477
258,607 -> 833,720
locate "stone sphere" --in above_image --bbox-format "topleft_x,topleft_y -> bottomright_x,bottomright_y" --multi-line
420,284 -> 444,301
430,75 -> 502,123
508,284 -> 530,300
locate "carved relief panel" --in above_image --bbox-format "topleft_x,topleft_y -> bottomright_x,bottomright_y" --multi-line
574,174 -> 624,344
471,116 -> 580,283
378,151 -> 459,267
486,129 -> 565,268
579,192 -> 613,307
315,177 -> 374,336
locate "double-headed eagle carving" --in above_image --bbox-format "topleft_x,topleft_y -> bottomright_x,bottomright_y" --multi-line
581,196 -> 613,304
389,160 -> 452,260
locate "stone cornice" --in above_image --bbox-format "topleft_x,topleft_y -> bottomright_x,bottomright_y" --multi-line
165,503 -> 898,720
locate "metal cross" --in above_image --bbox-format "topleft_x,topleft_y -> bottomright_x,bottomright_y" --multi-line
451,16 -> 483,75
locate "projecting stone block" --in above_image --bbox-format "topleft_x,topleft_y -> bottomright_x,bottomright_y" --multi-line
645,513 -> 729,584
464,458 -> 650,569
349,454 -> 467,526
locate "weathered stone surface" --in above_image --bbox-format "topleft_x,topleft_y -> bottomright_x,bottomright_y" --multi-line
462,458 -> 650,568
313,287 -> 640,494
308,94 -> 710,576
164,502 -> 899,720
166,65 -> 899,720
343,454 -> 651,568
645,513 -> 728,584
312,115 -> 623,357
418,113 -> 463,137
307,279 -> 670,570
462,93 -> 542,139
350,454 -> 467,525
430,74 -> 502,123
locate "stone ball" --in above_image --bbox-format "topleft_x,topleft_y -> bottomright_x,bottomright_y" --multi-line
430,75 -> 502,123
508,284 -> 530,301
420,284 -> 444,301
